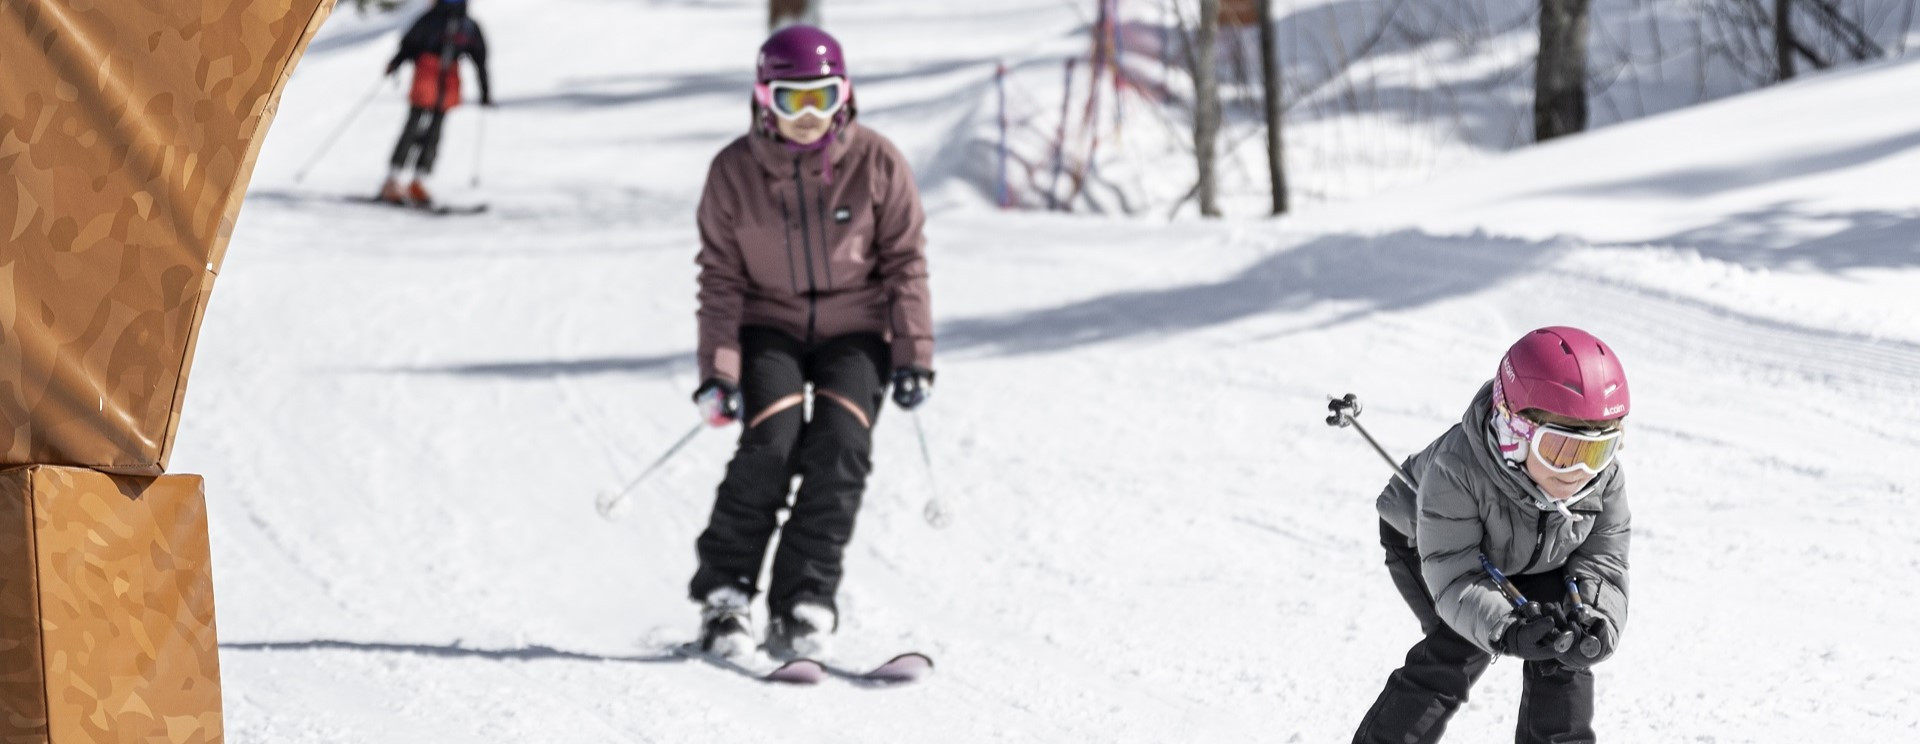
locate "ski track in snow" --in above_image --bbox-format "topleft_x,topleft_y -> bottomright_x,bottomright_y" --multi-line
169,0 -> 1920,740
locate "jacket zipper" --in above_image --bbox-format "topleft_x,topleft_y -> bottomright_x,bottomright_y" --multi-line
816,188 -> 833,291
778,199 -> 799,294
1517,511 -> 1549,574
792,155 -> 819,343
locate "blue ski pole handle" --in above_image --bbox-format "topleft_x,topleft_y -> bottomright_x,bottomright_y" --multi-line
1480,554 -> 1541,618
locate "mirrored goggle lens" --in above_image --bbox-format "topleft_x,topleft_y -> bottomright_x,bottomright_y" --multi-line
771,81 -> 843,116
1531,426 -> 1621,474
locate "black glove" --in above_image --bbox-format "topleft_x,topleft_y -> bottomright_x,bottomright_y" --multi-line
693,378 -> 742,426
1556,612 -> 1616,668
1499,605 -> 1573,661
891,367 -> 934,410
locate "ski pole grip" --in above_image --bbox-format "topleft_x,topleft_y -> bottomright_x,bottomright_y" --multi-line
1325,393 -> 1361,427
1550,629 -> 1575,654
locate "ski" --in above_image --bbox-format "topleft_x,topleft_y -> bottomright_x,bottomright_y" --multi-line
345,195 -> 490,216
673,645 -> 933,686
821,651 -> 934,686
673,643 -> 825,685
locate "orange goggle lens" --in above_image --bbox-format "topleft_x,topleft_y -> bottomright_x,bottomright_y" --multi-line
768,79 -> 844,118
1530,425 -> 1622,475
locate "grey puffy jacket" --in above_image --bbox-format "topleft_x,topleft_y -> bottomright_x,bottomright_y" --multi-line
1376,380 -> 1630,655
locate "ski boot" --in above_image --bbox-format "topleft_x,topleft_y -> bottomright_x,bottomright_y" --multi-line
697,587 -> 755,660
766,601 -> 835,660
377,177 -> 407,205
406,178 -> 434,208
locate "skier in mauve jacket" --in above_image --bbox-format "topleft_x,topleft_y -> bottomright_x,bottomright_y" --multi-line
685,25 -> 935,662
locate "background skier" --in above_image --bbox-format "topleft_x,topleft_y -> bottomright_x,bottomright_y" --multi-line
379,0 -> 491,207
1352,326 -> 1632,743
685,24 -> 936,661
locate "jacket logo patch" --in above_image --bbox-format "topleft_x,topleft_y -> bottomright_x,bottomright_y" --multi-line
834,206 -> 853,224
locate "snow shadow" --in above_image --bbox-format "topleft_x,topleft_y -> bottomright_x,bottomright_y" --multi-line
385,352 -> 688,379
222,640 -> 681,664
512,56 -> 997,111
939,231 -> 1547,357
1547,129 -> 1920,203
1639,203 -> 1920,271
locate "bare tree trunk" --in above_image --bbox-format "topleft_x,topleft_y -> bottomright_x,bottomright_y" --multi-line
1776,0 -> 1796,81
1257,0 -> 1287,215
770,0 -> 822,31
1534,0 -> 1591,142
1194,0 -> 1223,217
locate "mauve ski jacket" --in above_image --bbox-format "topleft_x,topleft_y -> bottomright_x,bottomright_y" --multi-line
694,122 -> 934,383
1375,380 -> 1630,655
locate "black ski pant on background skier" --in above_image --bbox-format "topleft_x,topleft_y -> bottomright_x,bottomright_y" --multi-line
389,106 -> 449,178
689,326 -> 888,623
1353,520 -> 1596,744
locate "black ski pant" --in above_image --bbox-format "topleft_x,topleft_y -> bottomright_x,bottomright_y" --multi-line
689,326 -> 888,622
1353,520 -> 1596,744
389,106 -> 449,174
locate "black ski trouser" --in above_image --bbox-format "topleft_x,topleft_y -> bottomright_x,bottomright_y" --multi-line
688,326 -> 888,621
1353,520 -> 1596,744
389,105 -> 449,174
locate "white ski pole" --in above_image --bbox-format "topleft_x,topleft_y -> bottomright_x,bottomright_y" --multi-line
597,422 -> 705,519
294,74 -> 388,183
1325,393 -> 1415,488
470,105 -> 487,188
909,410 -> 949,528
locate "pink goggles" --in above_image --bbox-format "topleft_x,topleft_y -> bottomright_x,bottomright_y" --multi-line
1529,423 -> 1622,475
757,76 -> 848,120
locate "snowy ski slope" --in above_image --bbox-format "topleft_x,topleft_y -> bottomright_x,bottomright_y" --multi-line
177,0 -> 1919,740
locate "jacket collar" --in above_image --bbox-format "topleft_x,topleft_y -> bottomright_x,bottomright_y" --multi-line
1460,380 -> 1614,514
748,121 -> 861,180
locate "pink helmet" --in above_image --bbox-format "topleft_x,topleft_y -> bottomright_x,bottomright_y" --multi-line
1496,327 -> 1630,422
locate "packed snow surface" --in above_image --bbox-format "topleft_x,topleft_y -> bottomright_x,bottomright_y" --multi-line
178,0 -> 1919,740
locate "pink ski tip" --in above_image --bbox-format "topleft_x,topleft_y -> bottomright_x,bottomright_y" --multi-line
765,659 -> 827,684
862,652 -> 933,683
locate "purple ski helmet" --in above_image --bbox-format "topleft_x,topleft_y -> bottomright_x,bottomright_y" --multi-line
753,25 -> 855,137
757,25 -> 847,83
1495,326 -> 1630,423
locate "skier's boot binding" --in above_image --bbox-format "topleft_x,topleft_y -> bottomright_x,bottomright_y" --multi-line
406,178 -> 433,208
698,587 -> 754,660
767,601 -> 835,660
377,177 -> 407,205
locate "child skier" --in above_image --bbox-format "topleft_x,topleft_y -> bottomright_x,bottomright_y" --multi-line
1352,326 -> 1630,744
686,25 -> 935,660
379,0 -> 491,207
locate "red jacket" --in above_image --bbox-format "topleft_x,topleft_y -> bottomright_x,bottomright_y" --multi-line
695,123 -> 934,382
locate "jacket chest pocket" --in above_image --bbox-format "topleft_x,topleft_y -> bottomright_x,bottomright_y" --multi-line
735,215 -> 800,294
823,201 -> 875,286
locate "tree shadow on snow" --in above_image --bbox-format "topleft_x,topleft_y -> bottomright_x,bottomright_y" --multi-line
1624,203 -> 1920,272
382,352 -> 688,379
221,639 -> 683,664
938,231 -> 1549,357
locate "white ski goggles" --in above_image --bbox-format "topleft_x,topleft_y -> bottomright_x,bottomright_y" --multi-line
757,76 -> 848,121
1529,423 -> 1623,475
